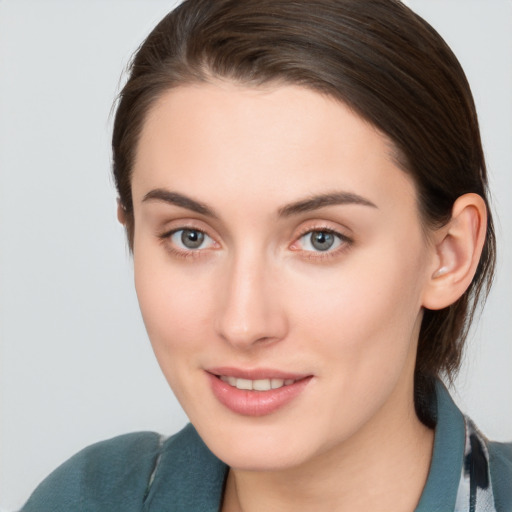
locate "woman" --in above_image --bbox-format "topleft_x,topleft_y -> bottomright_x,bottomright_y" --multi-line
21,0 -> 511,511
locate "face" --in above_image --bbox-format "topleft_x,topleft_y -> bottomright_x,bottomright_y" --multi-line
130,82 -> 435,471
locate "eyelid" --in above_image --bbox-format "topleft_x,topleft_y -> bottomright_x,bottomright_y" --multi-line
157,218 -> 218,240
293,222 -> 353,243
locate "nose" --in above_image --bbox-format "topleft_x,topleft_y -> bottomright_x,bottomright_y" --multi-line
214,252 -> 288,349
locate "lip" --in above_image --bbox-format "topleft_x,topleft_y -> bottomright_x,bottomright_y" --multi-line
208,366 -> 308,381
206,367 -> 313,417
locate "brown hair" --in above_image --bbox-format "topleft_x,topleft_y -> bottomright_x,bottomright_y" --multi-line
112,0 -> 496,424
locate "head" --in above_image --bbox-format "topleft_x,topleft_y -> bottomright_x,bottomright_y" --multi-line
112,0 -> 495,453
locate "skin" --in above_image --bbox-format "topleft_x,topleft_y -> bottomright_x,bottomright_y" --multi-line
127,82 -> 485,511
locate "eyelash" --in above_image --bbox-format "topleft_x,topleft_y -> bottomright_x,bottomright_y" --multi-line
157,225 -> 353,261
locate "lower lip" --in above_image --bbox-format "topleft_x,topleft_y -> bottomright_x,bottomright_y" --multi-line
207,373 -> 312,417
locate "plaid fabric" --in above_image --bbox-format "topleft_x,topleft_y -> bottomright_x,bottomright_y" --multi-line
455,417 -> 497,512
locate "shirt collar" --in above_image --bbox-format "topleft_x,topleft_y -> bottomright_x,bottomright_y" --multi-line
416,380 -> 467,511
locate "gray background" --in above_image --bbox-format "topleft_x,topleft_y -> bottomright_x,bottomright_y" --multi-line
0,1 -> 510,510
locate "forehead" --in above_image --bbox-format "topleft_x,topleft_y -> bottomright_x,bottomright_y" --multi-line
131,82 -> 417,214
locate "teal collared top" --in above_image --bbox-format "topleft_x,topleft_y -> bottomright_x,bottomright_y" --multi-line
21,382 -> 512,512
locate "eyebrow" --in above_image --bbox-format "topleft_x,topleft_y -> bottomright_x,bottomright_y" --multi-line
142,188 -> 377,218
142,189 -> 218,218
278,192 -> 377,217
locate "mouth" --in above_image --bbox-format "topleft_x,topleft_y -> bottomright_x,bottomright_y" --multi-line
218,375 -> 299,391
206,368 -> 313,416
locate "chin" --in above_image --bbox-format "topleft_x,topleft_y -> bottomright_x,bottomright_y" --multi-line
213,438 -> 314,472
191,413 -> 332,472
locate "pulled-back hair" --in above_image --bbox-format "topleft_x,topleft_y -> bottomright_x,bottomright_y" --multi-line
112,0 -> 496,424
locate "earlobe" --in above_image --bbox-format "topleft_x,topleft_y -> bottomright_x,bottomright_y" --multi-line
117,198 -> 126,225
422,193 -> 487,310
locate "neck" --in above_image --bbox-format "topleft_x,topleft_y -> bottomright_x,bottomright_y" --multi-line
222,378 -> 434,512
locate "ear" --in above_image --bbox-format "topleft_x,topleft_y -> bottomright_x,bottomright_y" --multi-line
117,198 -> 126,225
422,193 -> 487,310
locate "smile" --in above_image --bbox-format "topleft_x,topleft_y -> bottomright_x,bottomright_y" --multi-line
207,369 -> 313,416
218,376 -> 297,391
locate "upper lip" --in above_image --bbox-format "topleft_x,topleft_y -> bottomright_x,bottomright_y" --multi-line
207,366 -> 310,381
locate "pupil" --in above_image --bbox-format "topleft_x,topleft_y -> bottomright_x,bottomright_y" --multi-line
311,231 -> 334,251
181,229 -> 204,249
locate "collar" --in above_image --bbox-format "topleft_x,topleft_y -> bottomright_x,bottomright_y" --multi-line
417,380 -> 497,512
416,380 -> 466,510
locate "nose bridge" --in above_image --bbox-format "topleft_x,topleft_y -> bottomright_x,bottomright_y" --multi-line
215,246 -> 286,348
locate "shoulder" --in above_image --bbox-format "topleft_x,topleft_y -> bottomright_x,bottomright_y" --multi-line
487,439 -> 512,511
21,425 -> 226,512
142,424 -> 228,511
21,431 -> 162,512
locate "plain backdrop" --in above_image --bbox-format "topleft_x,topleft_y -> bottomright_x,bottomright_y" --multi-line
0,1 -> 511,510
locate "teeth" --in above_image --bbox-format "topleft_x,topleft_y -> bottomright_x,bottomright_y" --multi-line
271,378 -> 284,389
219,376 -> 296,391
253,379 -> 271,391
236,378 -> 253,390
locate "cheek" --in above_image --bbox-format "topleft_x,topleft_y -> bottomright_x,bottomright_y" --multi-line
133,245 -> 213,357
133,250 -> 218,412
285,238 -> 427,364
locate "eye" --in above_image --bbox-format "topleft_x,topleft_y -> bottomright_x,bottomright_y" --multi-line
169,228 -> 215,250
297,230 -> 345,252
